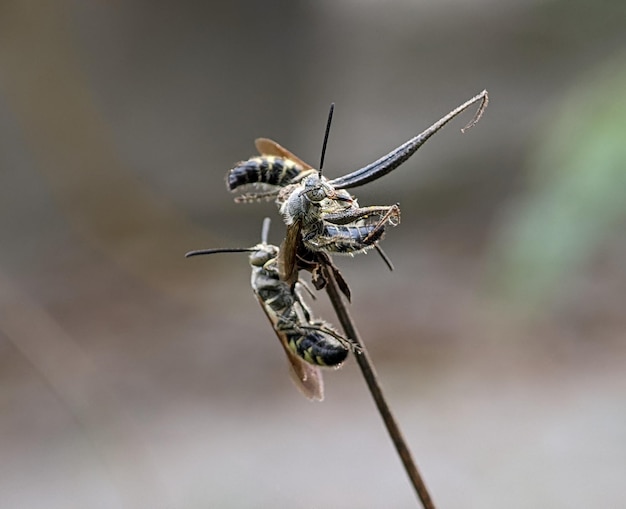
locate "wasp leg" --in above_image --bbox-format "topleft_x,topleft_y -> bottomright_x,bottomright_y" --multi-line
322,205 -> 400,226
295,279 -> 317,301
293,286 -> 314,323
363,204 -> 401,243
374,245 -> 395,271
299,322 -> 361,354
234,190 -> 280,203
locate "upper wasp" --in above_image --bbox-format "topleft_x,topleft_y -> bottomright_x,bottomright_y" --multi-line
226,90 -> 488,200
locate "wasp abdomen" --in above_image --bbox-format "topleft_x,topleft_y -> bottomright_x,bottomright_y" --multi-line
326,223 -> 383,245
227,156 -> 304,191
303,223 -> 385,254
288,329 -> 348,367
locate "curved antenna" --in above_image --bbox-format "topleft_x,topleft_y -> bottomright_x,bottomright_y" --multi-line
319,102 -> 335,174
328,90 -> 488,189
260,217 -> 271,245
185,247 -> 254,258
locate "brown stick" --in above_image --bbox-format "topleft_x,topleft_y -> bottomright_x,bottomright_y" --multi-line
323,264 -> 436,509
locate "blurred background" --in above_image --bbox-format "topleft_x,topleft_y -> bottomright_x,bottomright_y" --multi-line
1,1 -> 625,507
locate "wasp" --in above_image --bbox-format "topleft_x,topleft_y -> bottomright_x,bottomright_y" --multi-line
277,170 -> 400,284
226,90 -> 488,199
185,218 -> 355,401
226,141 -> 318,203
226,91 -> 488,281
225,140 -> 400,267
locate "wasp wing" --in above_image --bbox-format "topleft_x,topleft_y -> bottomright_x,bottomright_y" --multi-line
328,259 -> 352,302
255,138 -> 315,171
279,219 -> 303,289
283,338 -> 324,401
256,295 -> 324,401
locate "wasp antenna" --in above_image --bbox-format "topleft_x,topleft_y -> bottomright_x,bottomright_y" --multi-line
328,90 -> 489,190
185,247 -> 254,258
374,245 -> 395,271
261,217 -> 271,245
319,102 -> 335,174
461,89 -> 489,133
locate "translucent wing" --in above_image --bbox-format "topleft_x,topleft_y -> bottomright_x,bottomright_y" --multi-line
255,138 -> 315,170
256,295 -> 324,401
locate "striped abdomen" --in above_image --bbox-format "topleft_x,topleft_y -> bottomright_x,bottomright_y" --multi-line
227,156 -> 304,191
303,221 -> 387,254
287,326 -> 348,367
304,204 -> 400,254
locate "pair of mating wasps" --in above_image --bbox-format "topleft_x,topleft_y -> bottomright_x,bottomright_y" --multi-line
187,90 -> 488,400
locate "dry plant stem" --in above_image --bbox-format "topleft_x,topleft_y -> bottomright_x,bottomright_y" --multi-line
322,266 -> 436,509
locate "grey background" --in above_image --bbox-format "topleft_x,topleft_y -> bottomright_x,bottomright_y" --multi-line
1,1 -> 625,508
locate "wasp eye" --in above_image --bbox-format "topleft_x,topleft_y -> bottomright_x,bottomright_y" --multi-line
306,187 -> 326,202
303,179 -> 332,203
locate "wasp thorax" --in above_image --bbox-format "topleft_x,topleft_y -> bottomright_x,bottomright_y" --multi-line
279,183 -> 318,226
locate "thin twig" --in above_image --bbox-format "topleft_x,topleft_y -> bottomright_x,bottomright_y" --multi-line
322,264 -> 436,509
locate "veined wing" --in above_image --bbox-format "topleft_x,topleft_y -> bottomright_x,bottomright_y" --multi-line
256,295 -> 324,401
255,138 -> 315,171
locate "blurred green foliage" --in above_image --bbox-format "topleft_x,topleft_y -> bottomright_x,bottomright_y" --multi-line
491,52 -> 626,309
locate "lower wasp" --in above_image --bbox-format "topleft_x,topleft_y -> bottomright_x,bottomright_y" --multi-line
185,218 -> 356,401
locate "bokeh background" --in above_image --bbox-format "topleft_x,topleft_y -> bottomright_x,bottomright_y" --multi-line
1,1 -> 625,508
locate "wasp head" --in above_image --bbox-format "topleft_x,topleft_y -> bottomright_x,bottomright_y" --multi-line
300,173 -> 334,203
279,174 -> 326,225
248,244 -> 279,268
